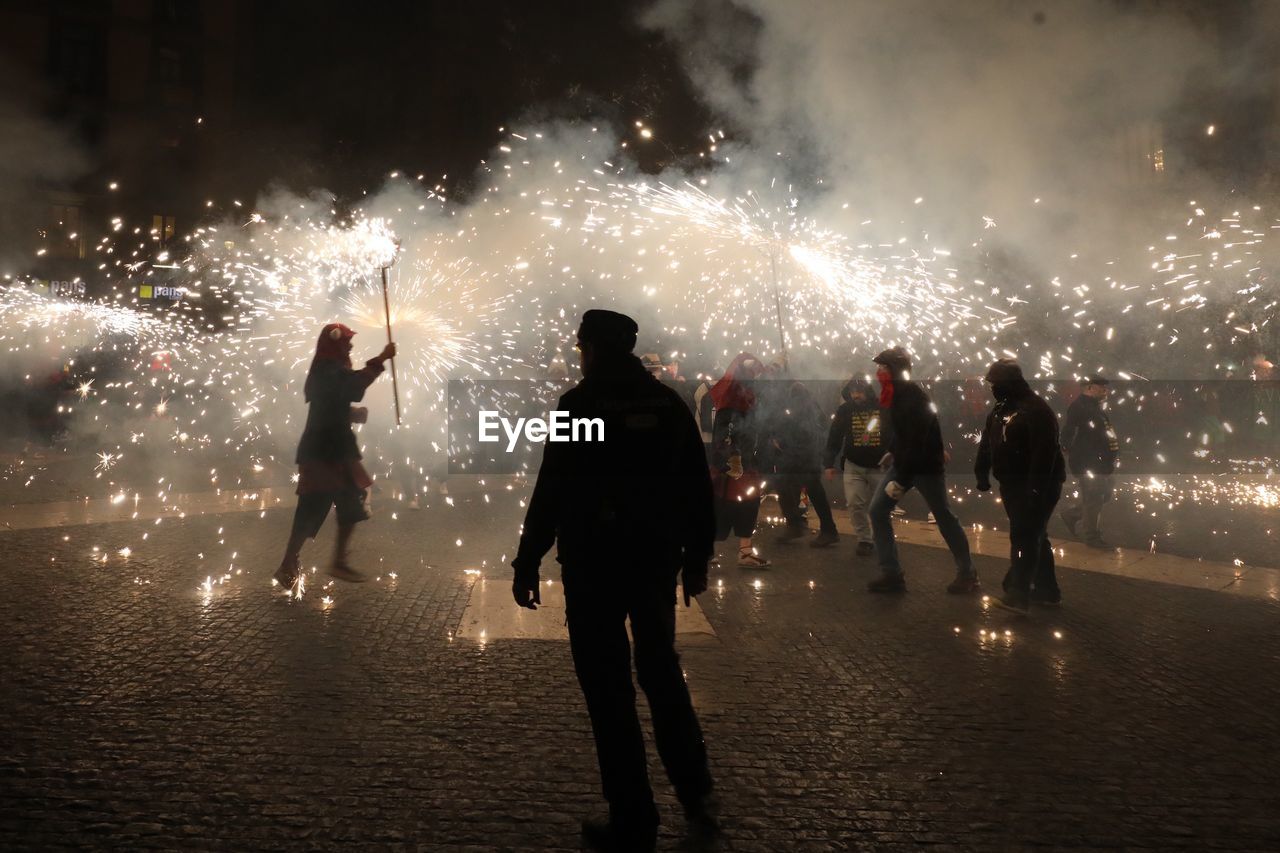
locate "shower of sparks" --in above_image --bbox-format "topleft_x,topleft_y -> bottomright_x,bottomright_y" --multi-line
2,125 -> 1278,601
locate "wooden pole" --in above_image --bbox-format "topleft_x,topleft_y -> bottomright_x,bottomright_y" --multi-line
380,264 -> 401,425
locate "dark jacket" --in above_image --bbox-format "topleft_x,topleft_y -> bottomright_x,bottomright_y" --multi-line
295,358 -> 383,464
823,383 -> 889,469
764,380 -> 827,473
1061,394 -> 1118,477
884,380 -> 946,487
512,354 -> 715,585
975,382 -> 1066,486
692,380 -> 715,443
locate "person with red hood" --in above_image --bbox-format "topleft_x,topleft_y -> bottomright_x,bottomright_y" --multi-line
709,353 -> 771,568
866,347 -> 979,594
273,324 -> 396,590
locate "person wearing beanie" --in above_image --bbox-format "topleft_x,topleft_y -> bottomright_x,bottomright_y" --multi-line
511,309 -> 716,850
865,347 -> 979,594
274,324 -> 397,590
823,376 -> 890,555
1059,375 -> 1119,548
974,359 -> 1067,614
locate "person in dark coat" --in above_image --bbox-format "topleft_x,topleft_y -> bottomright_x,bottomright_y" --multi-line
511,310 -> 716,852
1059,375 -> 1119,548
769,377 -> 839,547
823,377 -> 889,556
974,359 -> 1067,613
273,324 -> 396,590
866,347 -> 978,593
709,353 -> 771,568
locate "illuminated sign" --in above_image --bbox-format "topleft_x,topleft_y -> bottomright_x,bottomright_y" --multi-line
138,285 -> 184,300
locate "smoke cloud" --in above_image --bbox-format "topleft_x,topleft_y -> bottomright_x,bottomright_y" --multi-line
642,0 -> 1276,256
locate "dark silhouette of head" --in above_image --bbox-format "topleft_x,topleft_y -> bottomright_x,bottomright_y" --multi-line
576,309 -> 638,377
985,358 -> 1029,401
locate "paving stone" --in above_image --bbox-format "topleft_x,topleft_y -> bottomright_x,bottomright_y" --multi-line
0,490 -> 1277,849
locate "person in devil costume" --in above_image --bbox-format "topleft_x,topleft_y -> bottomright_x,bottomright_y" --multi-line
274,323 -> 396,590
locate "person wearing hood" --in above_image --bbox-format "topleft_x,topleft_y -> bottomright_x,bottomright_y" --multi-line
1059,375 -> 1119,549
823,377 -> 889,556
974,359 -> 1067,614
768,377 -> 840,547
708,353 -> 772,568
273,324 -> 396,590
866,347 -> 979,594
511,310 -> 716,851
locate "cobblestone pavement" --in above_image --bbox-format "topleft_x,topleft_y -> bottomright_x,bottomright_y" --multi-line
2,490 -> 1279,851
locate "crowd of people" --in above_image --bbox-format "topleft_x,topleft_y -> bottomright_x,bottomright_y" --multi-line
492,310 -> 1156,851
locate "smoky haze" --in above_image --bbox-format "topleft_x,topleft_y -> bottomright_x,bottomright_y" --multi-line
641,0 -> 1280,258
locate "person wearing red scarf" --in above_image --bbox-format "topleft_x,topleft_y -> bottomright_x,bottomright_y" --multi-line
273,323 -> 397,590
709,353 -> 771,568
865,347 -> 979,594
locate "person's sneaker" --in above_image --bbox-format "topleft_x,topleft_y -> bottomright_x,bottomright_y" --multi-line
994,592 -> 1030,615
867,573 -> 907,593
809,530 -> 839,548
855,541 -> 875,557
1060,512 -> 1078,537
1085,538 -> 1114,550
779,523 -> 807,541
273,559 -> 299,591
1030,588 -> 1062,607
327,562 -> 368,583
738,549 -> 771,568
946,574 -> 982,594
926,512 -> 937,524
581,818 -> 657,853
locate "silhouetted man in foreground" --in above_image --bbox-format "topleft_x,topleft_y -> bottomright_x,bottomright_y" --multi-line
512,309 -> 716,852
975,359 -> 1066,614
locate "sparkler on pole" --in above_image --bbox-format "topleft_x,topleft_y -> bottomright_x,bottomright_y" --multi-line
381,242 -> 402,426
769,245 -> 788,370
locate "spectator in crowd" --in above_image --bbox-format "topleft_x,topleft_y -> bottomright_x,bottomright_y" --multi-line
1060,375 -> 1119,549
865,347 -> 979,594
823,377 -> 888,556
511,310 -> 716,850
769,377 -> 839,547
974,359 -> 1066,613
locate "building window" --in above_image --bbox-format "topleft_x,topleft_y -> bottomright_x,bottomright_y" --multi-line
152,215 -> 176,242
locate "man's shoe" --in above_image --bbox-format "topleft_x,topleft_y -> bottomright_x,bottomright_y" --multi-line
994,592 -> 1030,615
778,523 -> 807,541
1030,588 -> 1062,607
946,574 -> 982,594
855,541 -> 875,557
809,530 -> 839,548
867,573 -> 907,593
1060,512 -> 1078,538
327,562 -> 368,583
1085,538 -> 1114,550
581,818 -> 657,853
